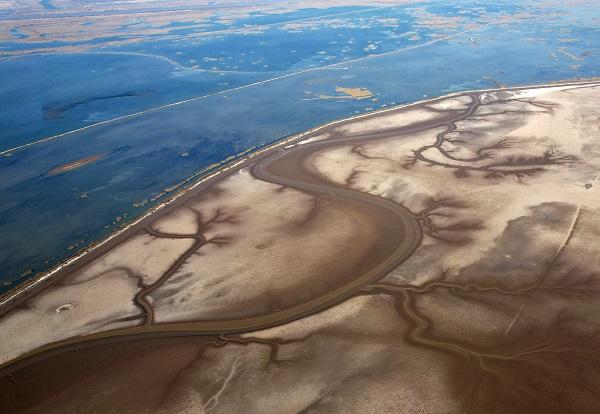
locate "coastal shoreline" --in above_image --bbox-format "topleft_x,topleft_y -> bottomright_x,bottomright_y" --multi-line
2,78 -> 598,312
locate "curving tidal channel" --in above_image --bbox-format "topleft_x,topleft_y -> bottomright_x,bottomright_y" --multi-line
1,88 -> 508,373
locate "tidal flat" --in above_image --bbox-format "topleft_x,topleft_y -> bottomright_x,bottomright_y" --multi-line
1,81 -> 600,413
1,0 -> 599,291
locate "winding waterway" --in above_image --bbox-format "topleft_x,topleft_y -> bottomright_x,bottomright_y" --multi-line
0,81 -> 593,374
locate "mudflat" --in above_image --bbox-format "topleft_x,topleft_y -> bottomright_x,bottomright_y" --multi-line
2,81 -> 600,413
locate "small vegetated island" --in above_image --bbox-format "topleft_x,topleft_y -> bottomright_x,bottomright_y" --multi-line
2,81 -> 600,413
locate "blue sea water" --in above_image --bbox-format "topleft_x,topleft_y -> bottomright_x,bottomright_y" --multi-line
0,53 -> 275,151
0,0 -> 598,292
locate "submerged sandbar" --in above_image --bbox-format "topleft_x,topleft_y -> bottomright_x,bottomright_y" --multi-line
47,152 -> 109,175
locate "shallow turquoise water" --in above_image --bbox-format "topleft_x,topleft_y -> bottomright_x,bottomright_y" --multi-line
0,1 -> 598,291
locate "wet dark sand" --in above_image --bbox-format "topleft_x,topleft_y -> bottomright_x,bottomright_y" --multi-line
0,336 -> 217,413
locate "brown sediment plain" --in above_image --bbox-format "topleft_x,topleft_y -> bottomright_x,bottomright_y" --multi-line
47,152 -> 109,175
2,81 -> 600,413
